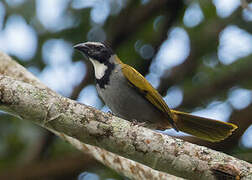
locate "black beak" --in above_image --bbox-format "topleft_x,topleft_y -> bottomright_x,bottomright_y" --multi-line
73,43 -> 90,55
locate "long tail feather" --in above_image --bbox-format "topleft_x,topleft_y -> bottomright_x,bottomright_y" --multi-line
172,110 -> 238,142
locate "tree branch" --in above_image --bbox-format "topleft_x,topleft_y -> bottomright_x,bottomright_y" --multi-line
181,54 -> 252,109
0,52 -> 180,179
107,0 -> 183,48
0,52 -> 251,180
157,6 -> 243,95
56,131 -> 181,180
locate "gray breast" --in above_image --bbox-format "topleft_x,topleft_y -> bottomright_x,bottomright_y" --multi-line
96,64 -> 164,124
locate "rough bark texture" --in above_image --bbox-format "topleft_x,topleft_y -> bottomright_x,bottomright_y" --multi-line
0,52 -> 182,180
0,52 -> 251,180
57,132 -> 180,180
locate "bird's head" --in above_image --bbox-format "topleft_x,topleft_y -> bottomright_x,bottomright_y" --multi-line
74,42 -> 116,80
74,42 -> 114,64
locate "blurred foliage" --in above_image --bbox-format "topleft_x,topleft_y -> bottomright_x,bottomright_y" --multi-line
0,0 -> 252,179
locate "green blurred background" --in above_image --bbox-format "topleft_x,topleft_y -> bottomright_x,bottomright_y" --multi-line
0,0 -> 252,179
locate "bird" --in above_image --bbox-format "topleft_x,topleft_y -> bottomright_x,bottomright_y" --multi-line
74,41 -> 238,142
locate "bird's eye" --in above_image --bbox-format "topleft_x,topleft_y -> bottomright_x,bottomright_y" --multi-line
95,46 -> 102,51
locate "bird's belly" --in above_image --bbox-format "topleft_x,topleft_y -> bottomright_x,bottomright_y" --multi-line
97,79 -> 164,124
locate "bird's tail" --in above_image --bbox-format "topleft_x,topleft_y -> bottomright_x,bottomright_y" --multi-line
171,110 -> 238,142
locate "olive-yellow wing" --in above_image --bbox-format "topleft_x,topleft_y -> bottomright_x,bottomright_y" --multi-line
120,62 -> 177,130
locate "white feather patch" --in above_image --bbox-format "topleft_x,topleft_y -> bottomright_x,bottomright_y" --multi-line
90,58 -> 107,79
86,42 -> 105,47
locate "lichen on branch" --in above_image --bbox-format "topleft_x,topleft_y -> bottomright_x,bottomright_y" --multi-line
0,52 -> 251,180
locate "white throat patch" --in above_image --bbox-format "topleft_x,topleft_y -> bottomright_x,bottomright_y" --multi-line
89,58 -> 107,79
